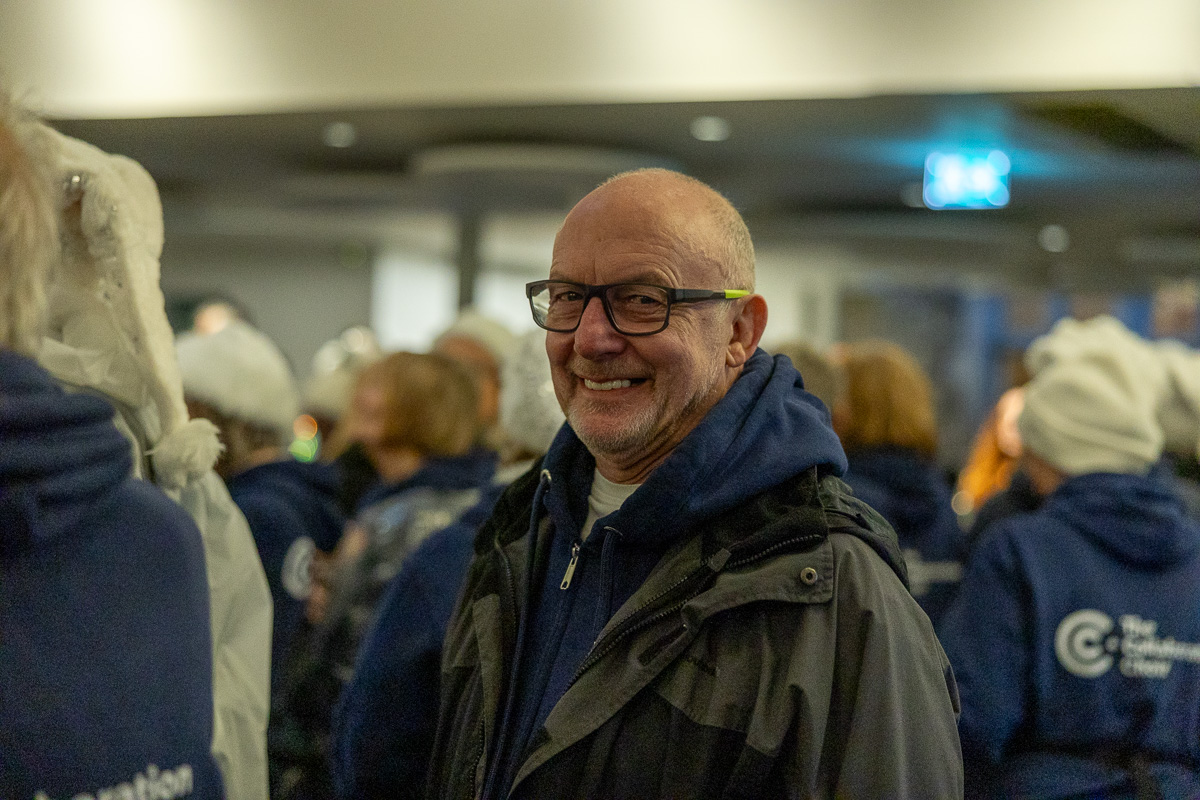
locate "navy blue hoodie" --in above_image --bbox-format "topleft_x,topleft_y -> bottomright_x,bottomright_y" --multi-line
330,479 -> 508,800
226,459 -> 343,696
0,351 -> 224,799
939,472 -> 1200,798
490,350 -> 848,797
843,446 -> 965,624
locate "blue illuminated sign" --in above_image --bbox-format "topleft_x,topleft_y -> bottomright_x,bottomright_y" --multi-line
923,150 -> 1011,209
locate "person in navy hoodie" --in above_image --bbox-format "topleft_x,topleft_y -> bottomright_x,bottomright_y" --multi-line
832,339 -> 966,624
0,95 -> 224,798
331,329 -> 565,800
177,320 -> 344,696
939,331 -> 1200,798
276,350 -> 496,799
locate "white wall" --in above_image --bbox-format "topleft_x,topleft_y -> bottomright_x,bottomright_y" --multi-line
4,0 -> 1197,117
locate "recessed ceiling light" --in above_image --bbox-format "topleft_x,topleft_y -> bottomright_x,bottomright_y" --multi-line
1038,224 -> 1070,253
323,121 -> 358,148
690,116 -> 731,142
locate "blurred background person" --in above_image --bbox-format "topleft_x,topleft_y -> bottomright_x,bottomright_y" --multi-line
939,319 -> 1200,799
274,350 -> 495,800
966,320 -> 1200,554
770,338 -> 847,414
302,325 -> 383,452
832,339 -> 965,624
176,320 -> 345,702
957,386 -> 1027,517
0,95 -> 225,798
959,386 -> 1045,549
432,307 -> 518,452
331,329 -> 566,800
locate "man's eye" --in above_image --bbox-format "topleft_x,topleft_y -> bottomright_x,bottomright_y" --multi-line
552,290 -> 583,303
617,290 -> 665,307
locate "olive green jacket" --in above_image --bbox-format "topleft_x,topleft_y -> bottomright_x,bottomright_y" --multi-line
428,465 -> 964,799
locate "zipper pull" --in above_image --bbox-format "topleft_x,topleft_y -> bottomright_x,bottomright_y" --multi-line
560,543 -> 581,590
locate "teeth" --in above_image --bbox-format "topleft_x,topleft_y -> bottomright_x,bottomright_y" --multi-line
583,378 -> 632,391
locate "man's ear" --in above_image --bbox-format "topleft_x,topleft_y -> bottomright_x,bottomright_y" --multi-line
726,294 -> 768,368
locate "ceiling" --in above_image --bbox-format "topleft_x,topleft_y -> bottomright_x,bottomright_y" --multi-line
49,86 -> 1200,292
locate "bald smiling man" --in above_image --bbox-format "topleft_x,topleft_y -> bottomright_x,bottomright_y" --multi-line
424,169 -> 962,800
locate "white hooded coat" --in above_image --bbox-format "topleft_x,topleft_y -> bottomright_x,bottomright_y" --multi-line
32,124 -> 272,800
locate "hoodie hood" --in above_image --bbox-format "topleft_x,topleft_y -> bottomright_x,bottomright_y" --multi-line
845,447 -> 952,533
1045,472 -> 1200,568
543,349 -> 847,548
356,447 -> 499,513
0,350 -> 132,554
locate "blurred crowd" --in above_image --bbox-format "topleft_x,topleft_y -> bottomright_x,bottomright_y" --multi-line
3,99 -> 1200,800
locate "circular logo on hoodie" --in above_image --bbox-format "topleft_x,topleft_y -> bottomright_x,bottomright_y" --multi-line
1055,609 -> 1115,677
282,536 -> 316,600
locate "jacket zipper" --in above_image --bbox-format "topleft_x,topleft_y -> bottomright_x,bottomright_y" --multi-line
566,531 -> 824,688
559,542 -> 581,589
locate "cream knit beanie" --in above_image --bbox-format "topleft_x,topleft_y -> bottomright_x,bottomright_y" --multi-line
1025,315 -> 1200,462
176,320 -> 300,440
1018,355 -> 1163,477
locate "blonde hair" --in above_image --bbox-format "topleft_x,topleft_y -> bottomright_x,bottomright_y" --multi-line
835,340 -> 939,459
0,95 -> 57,355
349,351 -> 481,458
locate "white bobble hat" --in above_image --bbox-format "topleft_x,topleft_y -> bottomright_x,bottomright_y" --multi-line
176,320 -> 300,439
1018,354 -> 1163,477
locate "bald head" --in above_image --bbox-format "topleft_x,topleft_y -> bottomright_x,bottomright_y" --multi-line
575,168 -> 756,290
0,96 -> 56,356
546,167 -> 769,482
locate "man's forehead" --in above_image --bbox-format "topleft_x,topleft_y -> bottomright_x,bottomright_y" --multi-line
552,182 -> 719,279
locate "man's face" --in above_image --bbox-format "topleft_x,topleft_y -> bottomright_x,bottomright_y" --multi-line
546,188 -> 737,480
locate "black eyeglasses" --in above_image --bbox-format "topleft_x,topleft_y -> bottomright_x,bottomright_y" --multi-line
526,280 -> 749,336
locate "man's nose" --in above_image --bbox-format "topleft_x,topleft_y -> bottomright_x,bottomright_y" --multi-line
573,295 -> 625,358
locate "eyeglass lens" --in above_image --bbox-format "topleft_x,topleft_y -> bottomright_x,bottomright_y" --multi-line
531,282 -> 670,334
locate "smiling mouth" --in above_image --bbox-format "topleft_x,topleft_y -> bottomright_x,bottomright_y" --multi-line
582,378 -> 643,391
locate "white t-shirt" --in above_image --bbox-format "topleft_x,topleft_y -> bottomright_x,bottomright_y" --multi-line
581,468 -> 640,541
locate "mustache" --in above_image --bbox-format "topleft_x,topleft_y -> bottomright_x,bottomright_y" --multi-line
566,357 -> 649,382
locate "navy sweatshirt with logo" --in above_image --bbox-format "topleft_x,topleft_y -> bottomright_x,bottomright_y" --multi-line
0,350 -> 224,798
486,349 -> 850,798
939,472 -> 1200,798
226,459 -> 343,697
842,446 -> 965,624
